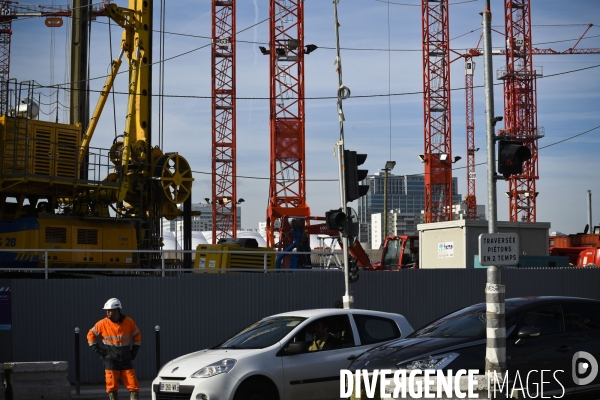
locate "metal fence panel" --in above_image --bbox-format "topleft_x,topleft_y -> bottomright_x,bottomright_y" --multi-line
5,268 -> 600,383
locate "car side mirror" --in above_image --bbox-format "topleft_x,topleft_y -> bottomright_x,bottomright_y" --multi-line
282,341 -> 307,355
515,326 -> 540,346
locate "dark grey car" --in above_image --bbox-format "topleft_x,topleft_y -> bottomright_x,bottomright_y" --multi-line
349,296 -> 600,399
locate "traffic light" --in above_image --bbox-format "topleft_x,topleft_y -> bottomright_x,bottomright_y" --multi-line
344,207 -> 359,239
325,208 -> 346,231
497,140 -> 532,178
349,258 -> 359,283
344,150 -> 369,202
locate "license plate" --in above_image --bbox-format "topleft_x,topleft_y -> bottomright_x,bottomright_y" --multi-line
160,382 -> 180,392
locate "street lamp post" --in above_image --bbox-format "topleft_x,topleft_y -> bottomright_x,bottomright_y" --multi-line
383,161 -> 396,246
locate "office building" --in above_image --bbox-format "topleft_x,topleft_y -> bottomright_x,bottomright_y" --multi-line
358,171 -> 462,248
370,204 -> 486,249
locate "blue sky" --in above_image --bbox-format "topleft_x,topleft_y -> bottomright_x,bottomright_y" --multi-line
8,0 -> 600,235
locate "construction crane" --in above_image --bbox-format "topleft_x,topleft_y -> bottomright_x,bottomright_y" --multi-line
499,0 -> 540,222
460,23 -> 598,221
464,54 -> 477,220
0,1 -> 12,116
211,0 -> 237,243
262,0 -> 313,248
421,0 -> 454,223
0,0 -> 194,268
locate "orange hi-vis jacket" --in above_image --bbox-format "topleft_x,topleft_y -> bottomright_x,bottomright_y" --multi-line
88,314 -> 141,370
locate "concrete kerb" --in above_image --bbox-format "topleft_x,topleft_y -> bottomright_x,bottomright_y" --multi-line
3,361 -> 71,400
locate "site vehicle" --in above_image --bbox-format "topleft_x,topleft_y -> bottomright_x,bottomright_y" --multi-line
193,238 -> 277,272
272,215 -> 418,270
549,224 -> 600,266
367,235 -> 419,270
0,1 -> 192,268
152,308 -> 413,400
577,248 -> 600,267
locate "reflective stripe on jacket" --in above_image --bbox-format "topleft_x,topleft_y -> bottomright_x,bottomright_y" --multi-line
87,314 -> 141,364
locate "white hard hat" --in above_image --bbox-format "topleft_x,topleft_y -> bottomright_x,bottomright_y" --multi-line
103,298 -> 122,310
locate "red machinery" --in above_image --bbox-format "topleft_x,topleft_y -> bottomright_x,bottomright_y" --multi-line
276,215 -> 418,270
577,248 -> 600,268
550,225 -> 600,266
367,235 -> 419,271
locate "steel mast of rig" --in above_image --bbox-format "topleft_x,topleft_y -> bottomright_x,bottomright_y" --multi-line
421,0 -> 453,223
263,0 -> 310,247
0,1 -> 11,116
211,0 -> 237,242
0,1 -> 106,124
500,0 -> 540,222
464,54 -> 477,220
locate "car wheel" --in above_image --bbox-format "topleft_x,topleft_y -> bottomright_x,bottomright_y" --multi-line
234,380 -> 276,400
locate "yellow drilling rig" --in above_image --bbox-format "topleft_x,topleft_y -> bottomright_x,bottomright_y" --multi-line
0,1 -> 193,268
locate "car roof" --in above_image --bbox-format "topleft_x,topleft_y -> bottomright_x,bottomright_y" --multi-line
267,308 -> 398,318
505,296 -> 600,306
468,296 -> 600,309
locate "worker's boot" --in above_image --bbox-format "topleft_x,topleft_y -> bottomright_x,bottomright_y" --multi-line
129,392 -> 139,400
108,392 -> 118,400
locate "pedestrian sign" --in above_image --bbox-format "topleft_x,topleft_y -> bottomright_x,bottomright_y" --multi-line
478,233 -> 519,266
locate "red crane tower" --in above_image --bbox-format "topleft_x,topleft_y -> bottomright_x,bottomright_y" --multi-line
211,0 -> 237,242
263,0 -> 310,247
500,0 -> 540,222
0,1 -> 14,116
461,23 -> 597,221
422,0 -> 454,223
464,54 -> 477,220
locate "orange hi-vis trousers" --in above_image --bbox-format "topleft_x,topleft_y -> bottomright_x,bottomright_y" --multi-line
105,369 -> 139,393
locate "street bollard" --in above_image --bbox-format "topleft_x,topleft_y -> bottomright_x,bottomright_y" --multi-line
74,327 -> 80,395
155,325 -> 161,375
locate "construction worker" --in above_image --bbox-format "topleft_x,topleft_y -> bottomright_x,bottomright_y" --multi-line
87,298 -> 141,400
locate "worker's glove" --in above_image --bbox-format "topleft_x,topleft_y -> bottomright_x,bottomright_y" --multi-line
91,344 -> 107,358
130,348 -> 138,360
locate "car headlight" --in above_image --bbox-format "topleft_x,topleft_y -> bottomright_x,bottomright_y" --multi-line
191,358 -> 237,378
396,352 -> 459,371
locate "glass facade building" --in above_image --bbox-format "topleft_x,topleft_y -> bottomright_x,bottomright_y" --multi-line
357,171 -> 462,245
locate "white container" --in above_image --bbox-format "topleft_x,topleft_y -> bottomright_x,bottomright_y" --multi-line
14,98 -> 39,119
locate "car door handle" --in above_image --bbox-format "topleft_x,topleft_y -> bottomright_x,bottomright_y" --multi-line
570,334 -> 588,341
557,345 -> 571,353
347,355 -> 358,360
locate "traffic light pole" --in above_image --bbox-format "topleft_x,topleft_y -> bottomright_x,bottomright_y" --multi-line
484,1 -> 497,235
483,2 -> 506,397
333,0 -> 353,309
337,143 -> 352,309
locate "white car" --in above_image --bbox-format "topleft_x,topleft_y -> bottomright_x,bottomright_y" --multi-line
152,308 -> 413,400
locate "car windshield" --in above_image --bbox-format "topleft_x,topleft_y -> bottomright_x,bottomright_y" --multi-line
410,304 -> 519,339
215,317 -> 305,349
